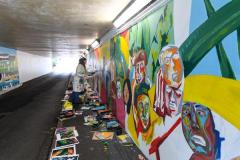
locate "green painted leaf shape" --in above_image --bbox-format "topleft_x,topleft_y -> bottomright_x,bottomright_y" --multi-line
179,0 -> 240,77
204,0 -> 236,79
215,43 -> 236,78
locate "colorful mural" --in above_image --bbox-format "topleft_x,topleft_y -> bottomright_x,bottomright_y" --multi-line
154,45 -> 184,119
182,102 -> 224,160
0,47 -> 20,94
91,0 -> 240,159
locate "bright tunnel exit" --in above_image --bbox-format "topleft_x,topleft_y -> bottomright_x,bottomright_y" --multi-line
53,54 -> 80,74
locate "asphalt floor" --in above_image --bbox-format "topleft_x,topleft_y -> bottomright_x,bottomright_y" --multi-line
0,73 -> 69,160
0,73 -> 145,160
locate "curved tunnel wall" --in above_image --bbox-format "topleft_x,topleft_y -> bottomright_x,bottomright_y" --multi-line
90,0 -> 240,159
16,50 -> 52,83
0,47 -> 52,94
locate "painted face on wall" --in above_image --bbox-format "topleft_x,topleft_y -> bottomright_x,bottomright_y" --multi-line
123,83 -> 129,103
135,60 -> 145,83
154,45 -> 184,118
123,79 -> 132,114
182,102 -> 216,159
116,80 -> 122,98
133,83 -> 150,135
133,50 -> 147,84
137,94 -> 150,131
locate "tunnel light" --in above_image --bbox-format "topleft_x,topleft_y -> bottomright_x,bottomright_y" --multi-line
113,0 -> 152,28
86,45 -> 91,52
53,55 -> 79,74
91,39 -> 100,49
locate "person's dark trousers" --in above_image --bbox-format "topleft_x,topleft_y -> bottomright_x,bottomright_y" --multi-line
70,91 -> 80,109
70,90 -> 86,109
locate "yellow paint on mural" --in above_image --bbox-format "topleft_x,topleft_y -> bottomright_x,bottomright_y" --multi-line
148,84 -> 162,125
151,47 -> 159,64
120,36 -> 129,66
113,36 -> 117,43
127,105 -> 139,145
99,40 -> 110,60
125,31 -> 129,46
184,75 -> 240,129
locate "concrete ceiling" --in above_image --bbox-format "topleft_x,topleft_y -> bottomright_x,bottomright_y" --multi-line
0,0 -> 131,56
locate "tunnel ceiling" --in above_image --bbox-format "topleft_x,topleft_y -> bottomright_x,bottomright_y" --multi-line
0,0 -> 131,56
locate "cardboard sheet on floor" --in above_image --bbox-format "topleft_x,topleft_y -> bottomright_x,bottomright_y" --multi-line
117,134 -> 133,145
89,96 -> 99,99
51,155 -> 79,160
55,127 -> 75,134
84,115 -> 97,122
62,101 -> 73,111
51,145 -> 76,158
81,106 -> 91,110
106,120 -> 119,128
58,116 -> 76,121
56,127 -> 78,140
97,109 -> 110,114
75,110 -> 83,115
101,113 -> 113,120
55,137 -> 79,148
59,110 -> 75,119
92,131 -> 114,140
91,105 -> 106,111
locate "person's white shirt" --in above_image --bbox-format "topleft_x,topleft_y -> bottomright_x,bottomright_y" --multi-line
73,63 -> 86,92
76,63 -> 86,76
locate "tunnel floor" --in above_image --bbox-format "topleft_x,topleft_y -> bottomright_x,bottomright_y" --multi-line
0,73 -> 69,160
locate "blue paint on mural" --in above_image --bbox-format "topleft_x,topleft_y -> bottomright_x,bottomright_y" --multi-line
221,31 -> 240,79
189,0 -> 240,79
0,46 -> 19,93
0,46 -> 16,55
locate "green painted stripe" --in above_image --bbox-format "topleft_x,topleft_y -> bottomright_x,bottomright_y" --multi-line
215,43 -> 236,79
180,1 -> 240,77
204,0 -> 215,17
204,0 -> 236,79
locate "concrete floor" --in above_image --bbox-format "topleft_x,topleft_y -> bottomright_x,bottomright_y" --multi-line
61,110 -> 145,160
0,73 -> 69,160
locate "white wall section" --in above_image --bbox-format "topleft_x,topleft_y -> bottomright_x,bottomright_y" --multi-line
17,50 -> 52,83
173,0 -> 192,47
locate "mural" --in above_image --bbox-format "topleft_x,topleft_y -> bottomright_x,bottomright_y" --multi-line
154,45 -> 184,119
0,47 -> 20,94
123,78 -> 132,114
182,102 -> 224,160
116,78 -> 125,127
90,0 -> 240,159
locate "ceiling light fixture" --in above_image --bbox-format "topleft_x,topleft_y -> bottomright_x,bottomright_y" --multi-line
91,39 -> 100,49
113,0 -> 152,28
86,45 -> 91,52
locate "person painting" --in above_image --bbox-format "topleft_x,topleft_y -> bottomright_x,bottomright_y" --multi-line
71,54 -> 87,107
76,55 -> 87,76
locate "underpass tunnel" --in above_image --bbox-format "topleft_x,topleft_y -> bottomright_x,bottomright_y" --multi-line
0,0 -> 240,160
